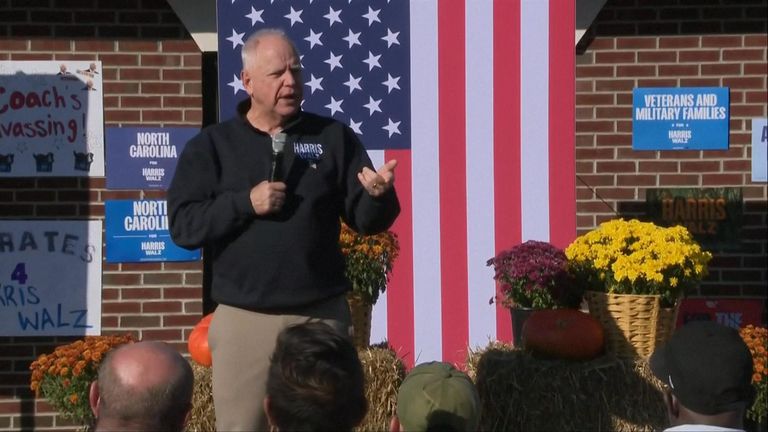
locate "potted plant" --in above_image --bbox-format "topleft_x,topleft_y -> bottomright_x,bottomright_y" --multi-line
565,218 -> 712,357
487,240 -> 583,346
29,334 -> 135,429
339,221 -> 399,348
740,325 -> 767,430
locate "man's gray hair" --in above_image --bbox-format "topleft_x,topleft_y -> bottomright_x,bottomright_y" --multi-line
241,28 -> 300,69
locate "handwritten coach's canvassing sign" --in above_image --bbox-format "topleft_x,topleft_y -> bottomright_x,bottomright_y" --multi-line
0,220 -> 102,336
633,87 -> 729,151
0,61 -> 105,176
106,127 -> 197,190
105,200 -> 201,263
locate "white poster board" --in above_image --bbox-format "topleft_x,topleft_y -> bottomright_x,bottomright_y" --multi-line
0,220 -> 102,336
0,61 -> 105,177
752,118 -> 767,182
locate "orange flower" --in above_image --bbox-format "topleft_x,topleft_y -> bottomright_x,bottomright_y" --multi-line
69,394 -> 78,404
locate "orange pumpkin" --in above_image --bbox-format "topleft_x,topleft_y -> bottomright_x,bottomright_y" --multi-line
521,309 -> 604,361
188,313 -> 214,367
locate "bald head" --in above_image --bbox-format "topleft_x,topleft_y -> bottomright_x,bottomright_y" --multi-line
91,341 -> 193,432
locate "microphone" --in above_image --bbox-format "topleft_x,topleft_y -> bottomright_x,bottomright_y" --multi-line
270,132 -> 287,182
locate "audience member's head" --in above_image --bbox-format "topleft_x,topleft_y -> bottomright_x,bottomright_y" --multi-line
89,341 -> 194,432
264,321 -> 367,432
650,320 -> 755,430
391,361 -> 481,432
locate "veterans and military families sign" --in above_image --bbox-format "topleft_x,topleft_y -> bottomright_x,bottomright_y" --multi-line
632,87 -> 729,151
0,61 -> 105,176
106,127 -> 197,190
0,220 -> 102,336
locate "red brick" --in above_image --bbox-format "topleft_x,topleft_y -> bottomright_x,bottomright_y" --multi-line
723,76 -> 765,89
184,301 -> 204,314
679,50 -> 720,63
596,134 -> 631,147
16,191 -> 56,201
102,316 -> 119,327
141,82 -> 182,94
576,120 -> 615,133
97,53 -> 139,66
639,161 -> 679,172
575,148 -> 615,159
576,174 -> 615,187
701,63 -> 741,76
680,161 -> 720,172
183,82 -> 202,95
742,186 -> 767,199
143,301 -> 183,313
161,40 -> 200,53
744,63 -> 768,76
597,161 -> 636,172
589,38 -> 616,50
0,40 -> 28,50
36,204 -> 77,217
141,54 -> 181,67
577,188 -> 594,199
103,95 -> 120,108
121,315 -> 161,327
578,201 -> 620,213
121,95 -> 162,108
745,91 -> 767,104
576,93 -> 614,105
30,40 -> 71,51
142,110 -> 183,122
184,110 -> 203,123
162,69 -> 200,81
183,54 -> 202,67
701,35 -> 744,48
11,53 -> 53,60
731,105 -> 766,117
595,51 -> 636,63
74,40 -> 116,51
658,64 -> 699,76
723,160 -> 751,171
616,64 -> 656,77
596,106 -> 632,118
576,65 -> 614,78
744,35 -> 767,47
722,49 -> 765,62
576,80 -> 594,92
680,78 -> 721,87
637,78 -> 678,87
576,107 -> 593,119
101,190 -> 141,200
103,82 -> 140,94
122,287 -> 162,300
102,288 -> 120,300
593,187 -> 636,200
595,79 -> 635,92
119,68 -> 161,80
102,302 -> 141,314
105,110 -> 140,123
659,150 -> 703,160
164,287 -> 202,299
575,134 -> 595,147
616,37 -> 657,49
163,314 -> 200,327
102,273 -> 141,286
143,273 -> 183,285
702,174 -> 745,185
616,120 -> 632,133
163,95 -> 202,106
576,161 -> 594,173
184,273 -> 203,286
617,174 -> 656,186
118,41 -> 159,52
638,51 -> 677,63
659,37 -> 700,49
658,174 -> 700,186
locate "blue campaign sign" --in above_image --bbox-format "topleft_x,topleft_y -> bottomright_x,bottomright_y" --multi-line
105,200 -> 201,263
632,87 -> 729,151
106,127 -> 198,190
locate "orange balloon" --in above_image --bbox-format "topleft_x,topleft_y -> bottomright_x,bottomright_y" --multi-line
188,313 -> 213,367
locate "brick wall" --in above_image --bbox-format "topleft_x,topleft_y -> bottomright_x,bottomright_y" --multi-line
0,1 -> 203,429
576,0 -> 767,300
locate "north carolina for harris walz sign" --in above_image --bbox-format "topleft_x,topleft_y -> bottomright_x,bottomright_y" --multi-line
646,188 -> 742,250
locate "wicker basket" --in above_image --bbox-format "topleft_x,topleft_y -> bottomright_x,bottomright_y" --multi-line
585,291 -> 679,359
347,292 -> 373,349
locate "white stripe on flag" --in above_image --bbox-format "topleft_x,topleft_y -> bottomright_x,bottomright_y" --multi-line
520,0 -> 551,241
465,1 -> 497,349
410,0 -> 442,363
367,149 -> 388,346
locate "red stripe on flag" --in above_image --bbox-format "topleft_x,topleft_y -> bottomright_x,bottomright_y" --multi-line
493,0 -> 521,342
385,149 -> 414,367
438,1 -> 469,364
548,0 -> 576,249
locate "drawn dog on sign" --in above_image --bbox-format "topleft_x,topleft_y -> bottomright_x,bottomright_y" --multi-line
73,151 -> 94,171
33,153 -> 55,172
0,154 -> 14,172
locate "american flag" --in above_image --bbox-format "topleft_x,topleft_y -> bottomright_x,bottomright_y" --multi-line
217,0 -> 575,366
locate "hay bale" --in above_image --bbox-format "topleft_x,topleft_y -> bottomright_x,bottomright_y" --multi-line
183,348 -> 406,432
356,347 -> 407,432
471,346 -> 667,432
185,362 -> 215,432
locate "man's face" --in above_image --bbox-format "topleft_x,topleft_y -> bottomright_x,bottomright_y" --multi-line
241,35 -> 303,121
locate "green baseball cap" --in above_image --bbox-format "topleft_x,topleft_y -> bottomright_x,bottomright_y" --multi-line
396,361 -> 481,432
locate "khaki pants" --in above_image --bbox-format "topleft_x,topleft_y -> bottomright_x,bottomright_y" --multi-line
208,296 -> 352,431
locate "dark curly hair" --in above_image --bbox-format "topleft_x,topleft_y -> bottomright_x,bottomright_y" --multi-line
266,321 -> 367,432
